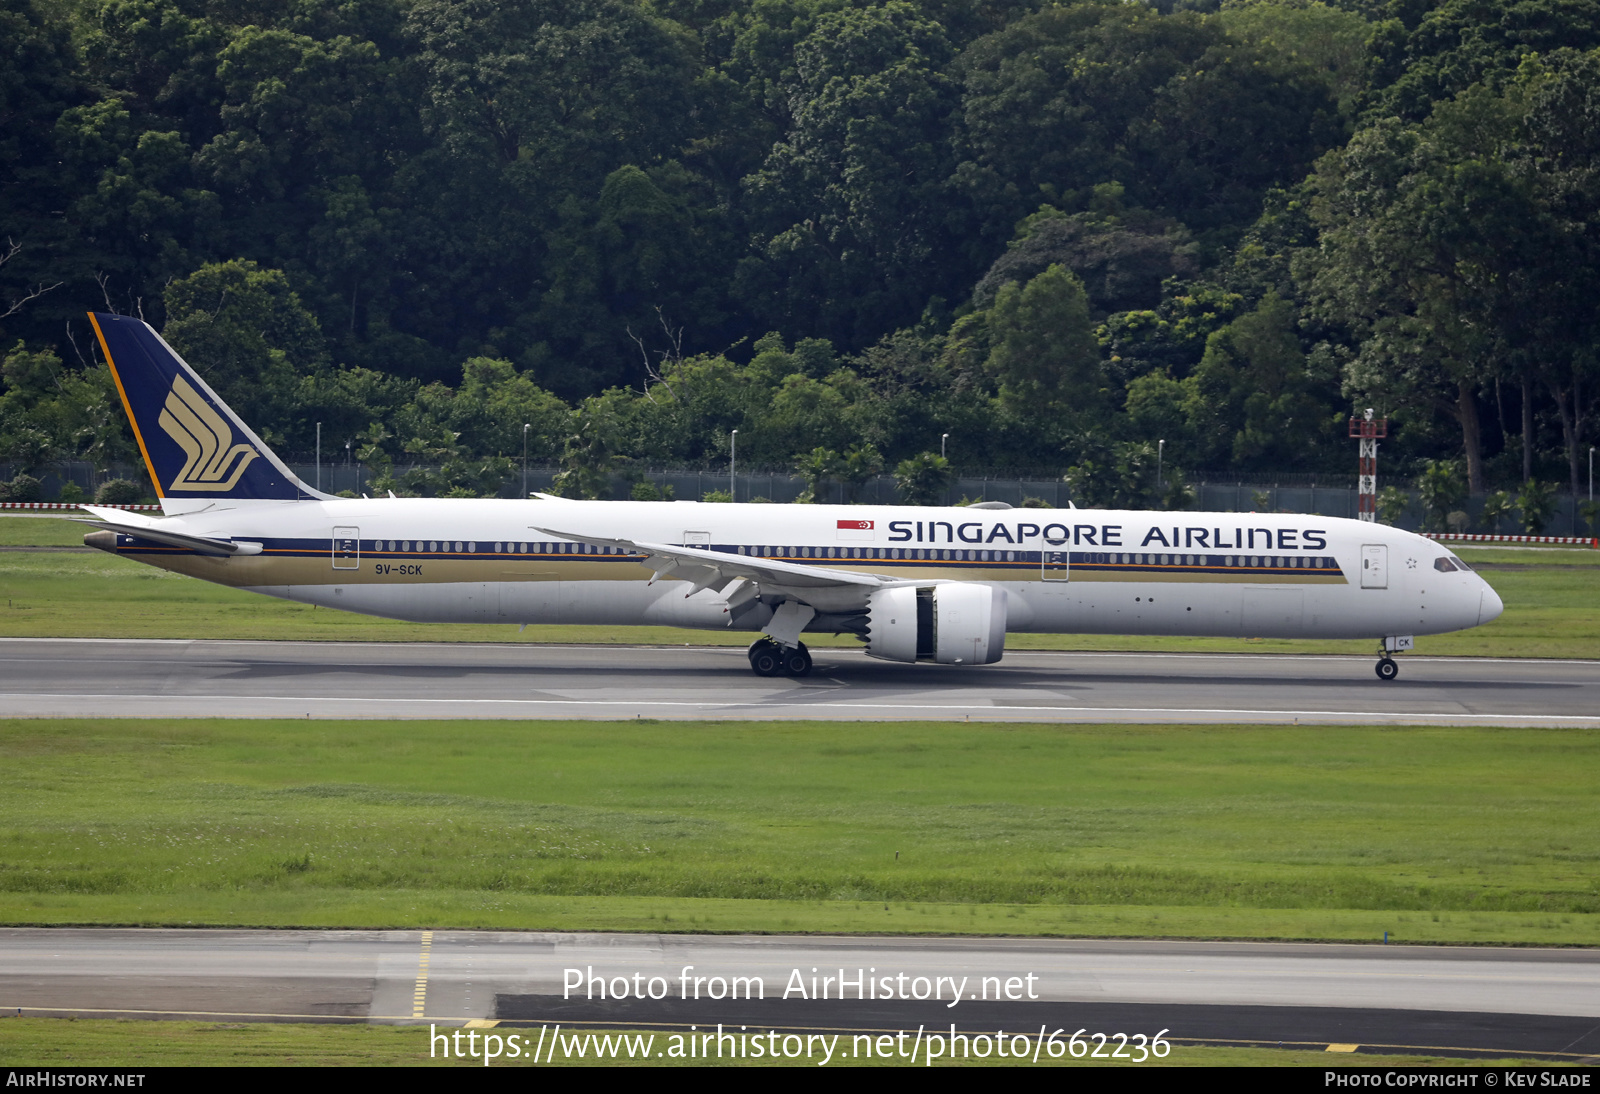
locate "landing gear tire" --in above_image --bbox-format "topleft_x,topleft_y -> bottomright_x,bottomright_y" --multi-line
748,639 -> 783,678
1375,656 -> 1399,681
748,638 -> 811,678
782,643 -> 812,678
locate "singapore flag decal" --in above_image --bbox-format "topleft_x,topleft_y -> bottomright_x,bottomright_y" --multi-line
837,518 -> 874,541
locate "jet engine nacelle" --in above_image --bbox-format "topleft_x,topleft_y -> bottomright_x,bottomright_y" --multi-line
865,583 -> 1007,665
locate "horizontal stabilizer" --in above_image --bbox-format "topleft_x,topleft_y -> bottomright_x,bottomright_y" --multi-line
74,516 -> 261,556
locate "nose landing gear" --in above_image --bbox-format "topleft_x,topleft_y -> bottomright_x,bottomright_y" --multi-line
1374,635 -> 1412,681
748,638 -> 812,678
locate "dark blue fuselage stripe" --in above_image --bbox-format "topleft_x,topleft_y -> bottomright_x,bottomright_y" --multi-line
113,534 -> 1346,577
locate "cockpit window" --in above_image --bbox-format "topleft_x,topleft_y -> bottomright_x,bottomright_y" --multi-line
1433,556 -> 1468,572
1449,554 -> 1472,572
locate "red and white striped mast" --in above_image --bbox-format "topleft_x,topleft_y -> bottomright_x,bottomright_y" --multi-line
1349,408 -> 1387,522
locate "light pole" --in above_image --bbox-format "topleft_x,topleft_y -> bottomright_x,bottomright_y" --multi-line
1157,439 -> 1164,490
1590,445 -> 1595,502
315,422 -> 321,491
345,439 -> 351,494
730,429 -> 738,502
941,433 -> 948,459
522,423 -> 530,499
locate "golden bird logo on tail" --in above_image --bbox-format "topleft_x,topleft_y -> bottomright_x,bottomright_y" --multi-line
158,375 -> 259,491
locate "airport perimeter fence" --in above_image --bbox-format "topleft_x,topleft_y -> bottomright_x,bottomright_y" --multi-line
4,460 -> 1596,538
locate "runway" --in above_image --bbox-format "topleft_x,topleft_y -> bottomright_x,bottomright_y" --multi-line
3,930 -> 1598,1060
1,637 -> 1598,725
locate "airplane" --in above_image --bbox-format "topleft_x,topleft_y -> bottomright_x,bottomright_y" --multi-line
76,311 -> 1504,681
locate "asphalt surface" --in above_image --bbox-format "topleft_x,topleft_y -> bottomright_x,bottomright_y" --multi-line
3,930 -> 1598,1059
1,637 -> 1598,725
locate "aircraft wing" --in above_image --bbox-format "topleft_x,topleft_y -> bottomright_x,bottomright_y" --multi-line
530,526 -> 886,591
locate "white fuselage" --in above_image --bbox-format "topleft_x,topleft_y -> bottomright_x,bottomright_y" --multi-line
100,497 -> 1503,644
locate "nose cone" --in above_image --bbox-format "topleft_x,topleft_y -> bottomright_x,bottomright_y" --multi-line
1478,582 -> 1504,626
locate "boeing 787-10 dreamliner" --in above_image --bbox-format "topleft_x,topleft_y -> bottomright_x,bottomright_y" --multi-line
77,312 -> 1502,679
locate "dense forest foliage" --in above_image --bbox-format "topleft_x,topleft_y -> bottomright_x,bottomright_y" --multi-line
2,0 -> 1598,512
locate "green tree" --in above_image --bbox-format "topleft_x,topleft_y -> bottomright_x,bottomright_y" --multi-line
793,446 -> 841,504
1517,52 -> 1600,499
1375,485 -> 1409,526
970,198 -> 1198,318
295,367 -> 418,466
0,340 -> 60,409
1124,370 -> 1198,461
759,373 -> 856,465
449,357 -> 570,463
535,164 -> 736,396
0,0 -> 83,337
162,260 -> 329,447
1578,498 -> 1599,536
837,443 -> 884,503
738,2 -> 959,344
195,23 -> 410,355
984,264 -> 1104,420
551,393 -> 625,500
1,340 -> 138,480
893,451 -> 953,505
1480,489 -> 1514,533
1300,98 -> 1542,492
1064,439 -> 1193,509
388,414 -> 513,498
953,2 -> 1340,241
1216,0 -> 1373,113
1369,0 -> 1600,121
354,422 -> 395,493
402,0 -> 705,390
54,95 -> 218,315
406,0 -> 696,179
1515,478 -> 1559,534
630,479 -> 673,501
95,479 -> 143,504
4,473 -> 41,501
1187,292 -> 1334,468
1415,458 -> 1467,533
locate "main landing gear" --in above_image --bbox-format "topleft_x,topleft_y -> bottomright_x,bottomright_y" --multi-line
1375,655 -> 1399,681
749,638 -> 812,678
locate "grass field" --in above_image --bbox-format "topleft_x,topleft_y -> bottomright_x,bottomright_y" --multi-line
0,1018 -> 1559,1067
2,517 -> 1597,656
1,718 -> 1596,943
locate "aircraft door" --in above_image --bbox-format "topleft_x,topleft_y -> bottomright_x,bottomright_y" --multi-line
1041,530 -> 1070,582
683,530 -> 711,548
1360,544 -> 1387,589
333,526 -> 360,570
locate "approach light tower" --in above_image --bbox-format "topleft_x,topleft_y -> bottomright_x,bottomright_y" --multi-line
1349,408 -> 1388,522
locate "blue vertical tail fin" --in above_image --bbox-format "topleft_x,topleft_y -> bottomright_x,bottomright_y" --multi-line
90,312 -> 328,502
